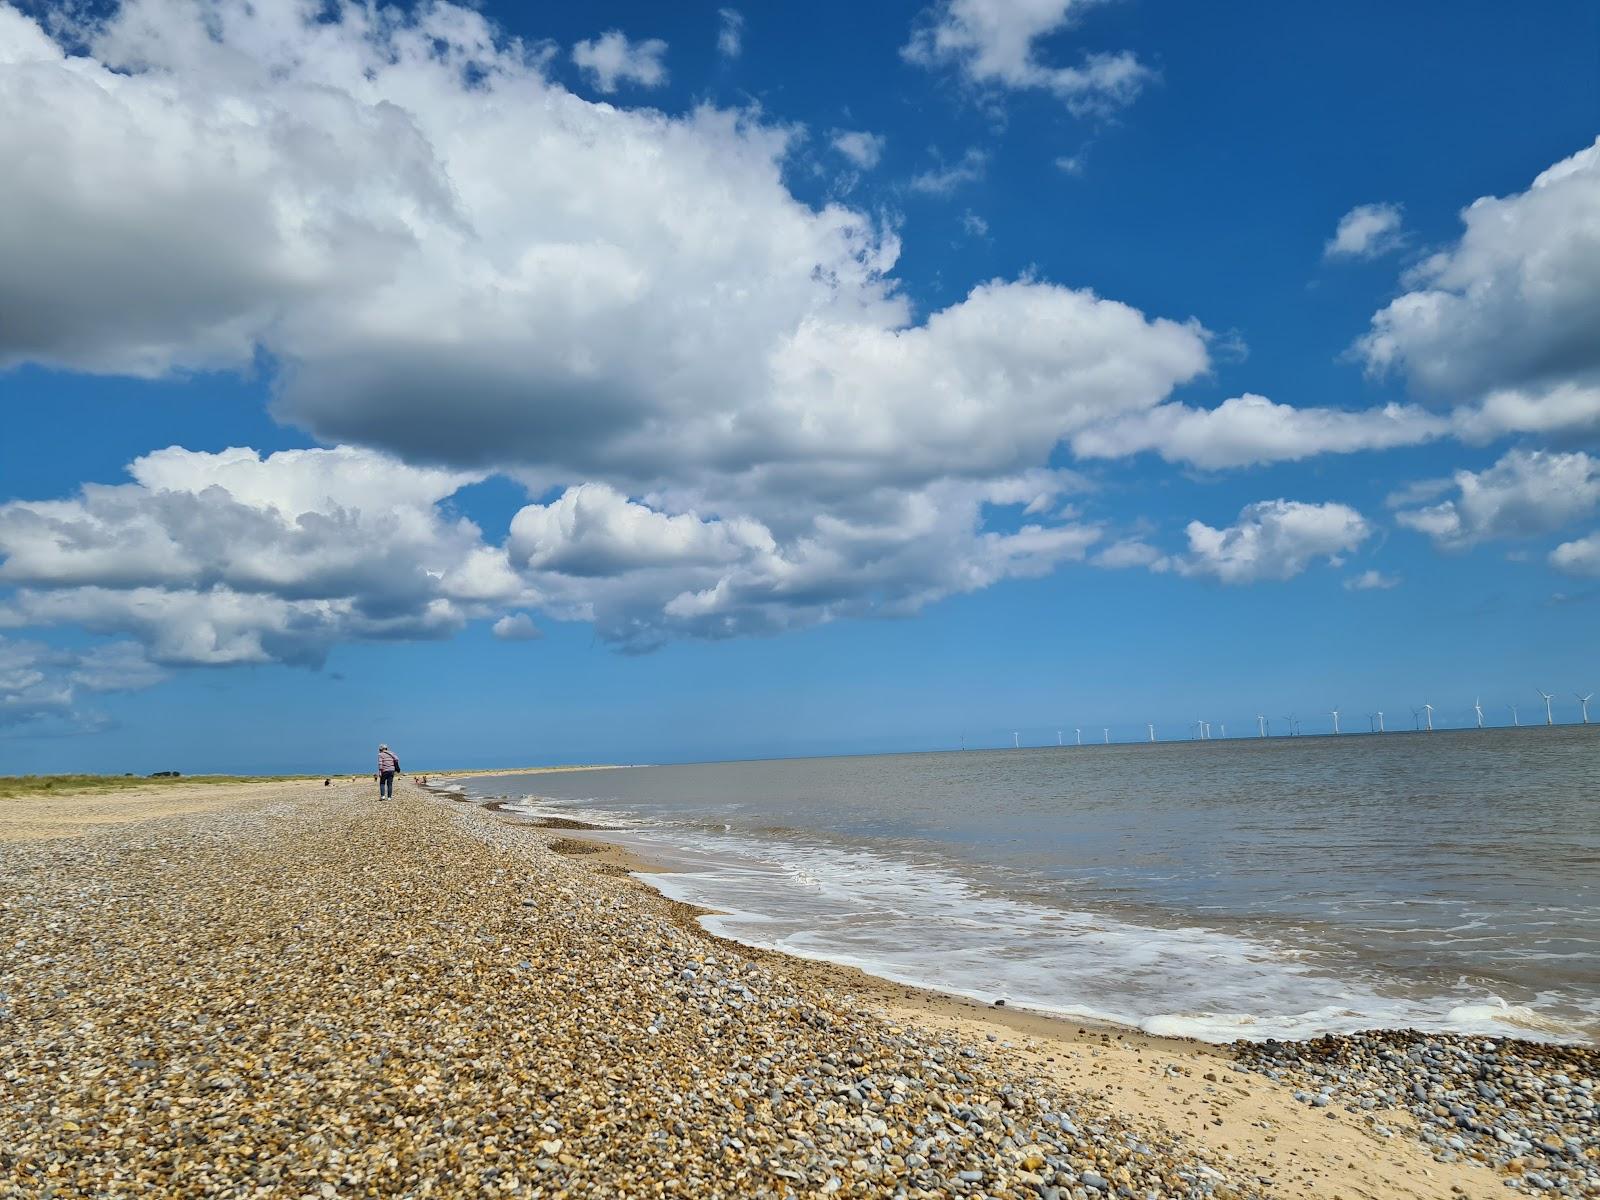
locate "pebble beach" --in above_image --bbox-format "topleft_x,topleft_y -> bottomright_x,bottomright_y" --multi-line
0,776 -> 1592,1199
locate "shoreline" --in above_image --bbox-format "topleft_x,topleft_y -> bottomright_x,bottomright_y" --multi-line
487,798 -> 1599,1197
470,795 -> 1596,1048
1,777 -> 1590,1198
470,796 -> 1596,1198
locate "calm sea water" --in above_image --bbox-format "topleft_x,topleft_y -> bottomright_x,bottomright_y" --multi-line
467,727 -> 1599,1044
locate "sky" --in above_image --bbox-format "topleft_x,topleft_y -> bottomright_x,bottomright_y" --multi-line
1,0 -> 1598,773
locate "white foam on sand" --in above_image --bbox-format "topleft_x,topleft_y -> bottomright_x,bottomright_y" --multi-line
497,795 -> 1598,1045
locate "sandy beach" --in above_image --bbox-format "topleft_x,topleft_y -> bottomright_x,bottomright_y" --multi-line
0,777 -> 1585,1198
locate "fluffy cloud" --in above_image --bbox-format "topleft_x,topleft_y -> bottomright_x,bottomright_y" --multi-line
0,447 -> 1108,659
831,130 -> 886,170
1393,449 -> 1600,548
1358,139 -> 1600,428
717,9 -> 743,59
1550,533 -> 1600,577
1449,383 -> 1600,444
509,484 -> 775,578
13,0 -> 1425,671
508,474 -> 1100,650
1072,394 -> 1448,469
1166,501 -> 1372,584
491,613 -> 543,641
1324,203 -> 1404,260
0,446 -> 523,666
1344,569 -> 1399,591
0,2 -> 1204,487
571,30 -> 668,92
903,0 -> 1150,114
0,636 -> 164,731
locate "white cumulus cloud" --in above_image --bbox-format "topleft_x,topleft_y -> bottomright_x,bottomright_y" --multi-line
1448,382 -> 1600,444
903,0 -> 1150,114
831,130 -> 886,170
1343,569 -> 1399,591
0,1 -> 1205,490
491,613 -> 543,641
509,483 -> 775,578
506,474 -> 1101,650
1166,501 -> 1372,584
1324,202 -> 1404,260
0,446 -> 522,666
1550,533 -> 1600,577
1071,394 -> 1448,470
5,0 -> 1438,669
1393,449 -> 1600,549
572,30 -> 668,93
1357,138 -> 1600,439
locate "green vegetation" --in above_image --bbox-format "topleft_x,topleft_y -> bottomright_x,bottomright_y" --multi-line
0,774 -> 321,800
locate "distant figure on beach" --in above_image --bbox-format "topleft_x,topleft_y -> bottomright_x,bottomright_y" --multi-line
376,743 -> 400,800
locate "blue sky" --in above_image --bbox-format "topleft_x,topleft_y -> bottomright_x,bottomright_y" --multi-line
1,0 -> 1597,773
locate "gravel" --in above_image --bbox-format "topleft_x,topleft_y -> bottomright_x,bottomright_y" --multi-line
0,781 -> 1261,1198
1230,1030 -> 1598,1196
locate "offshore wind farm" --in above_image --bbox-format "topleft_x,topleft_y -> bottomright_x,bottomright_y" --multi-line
979,685 -> 1599,749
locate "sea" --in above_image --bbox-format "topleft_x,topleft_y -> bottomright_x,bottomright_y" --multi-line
462,726 -> 1599,1045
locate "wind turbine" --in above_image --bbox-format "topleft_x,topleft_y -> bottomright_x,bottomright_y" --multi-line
1410,706 -> 1422,731
1508,703 -> 1520,728
1537,690 -> 1554,726
1424,703 -> 1434,733
1330,709 -> 1341,735
1376,710 -> 1385,733
1057,730 -> 1063,746
1075,727 -> 1082,746
1578,694 -> 1593,725
1282,714 -> 1298,737
1148,723 -> 1156,742
1367,713 -> 1376,733
1218,723 -> 1226,739
1257,714 -> 1267,738
1013,731 -> 1020,749
1473,698 -> 1485,729
1103,728 -> 1110,744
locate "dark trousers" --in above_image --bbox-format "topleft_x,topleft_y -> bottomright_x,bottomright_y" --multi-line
379,770 -> 395,798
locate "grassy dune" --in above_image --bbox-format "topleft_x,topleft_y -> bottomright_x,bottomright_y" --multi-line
0,773 -> 319,800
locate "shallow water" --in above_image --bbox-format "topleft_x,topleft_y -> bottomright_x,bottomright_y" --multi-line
468,727 -> 1600,1043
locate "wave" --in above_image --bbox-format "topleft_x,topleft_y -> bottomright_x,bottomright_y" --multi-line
470,786 -> 1599,1045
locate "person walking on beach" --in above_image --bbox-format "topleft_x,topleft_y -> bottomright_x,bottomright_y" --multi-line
376,743 -> 400,800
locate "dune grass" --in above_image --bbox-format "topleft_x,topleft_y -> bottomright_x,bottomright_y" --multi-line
0,774 -> 321,800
